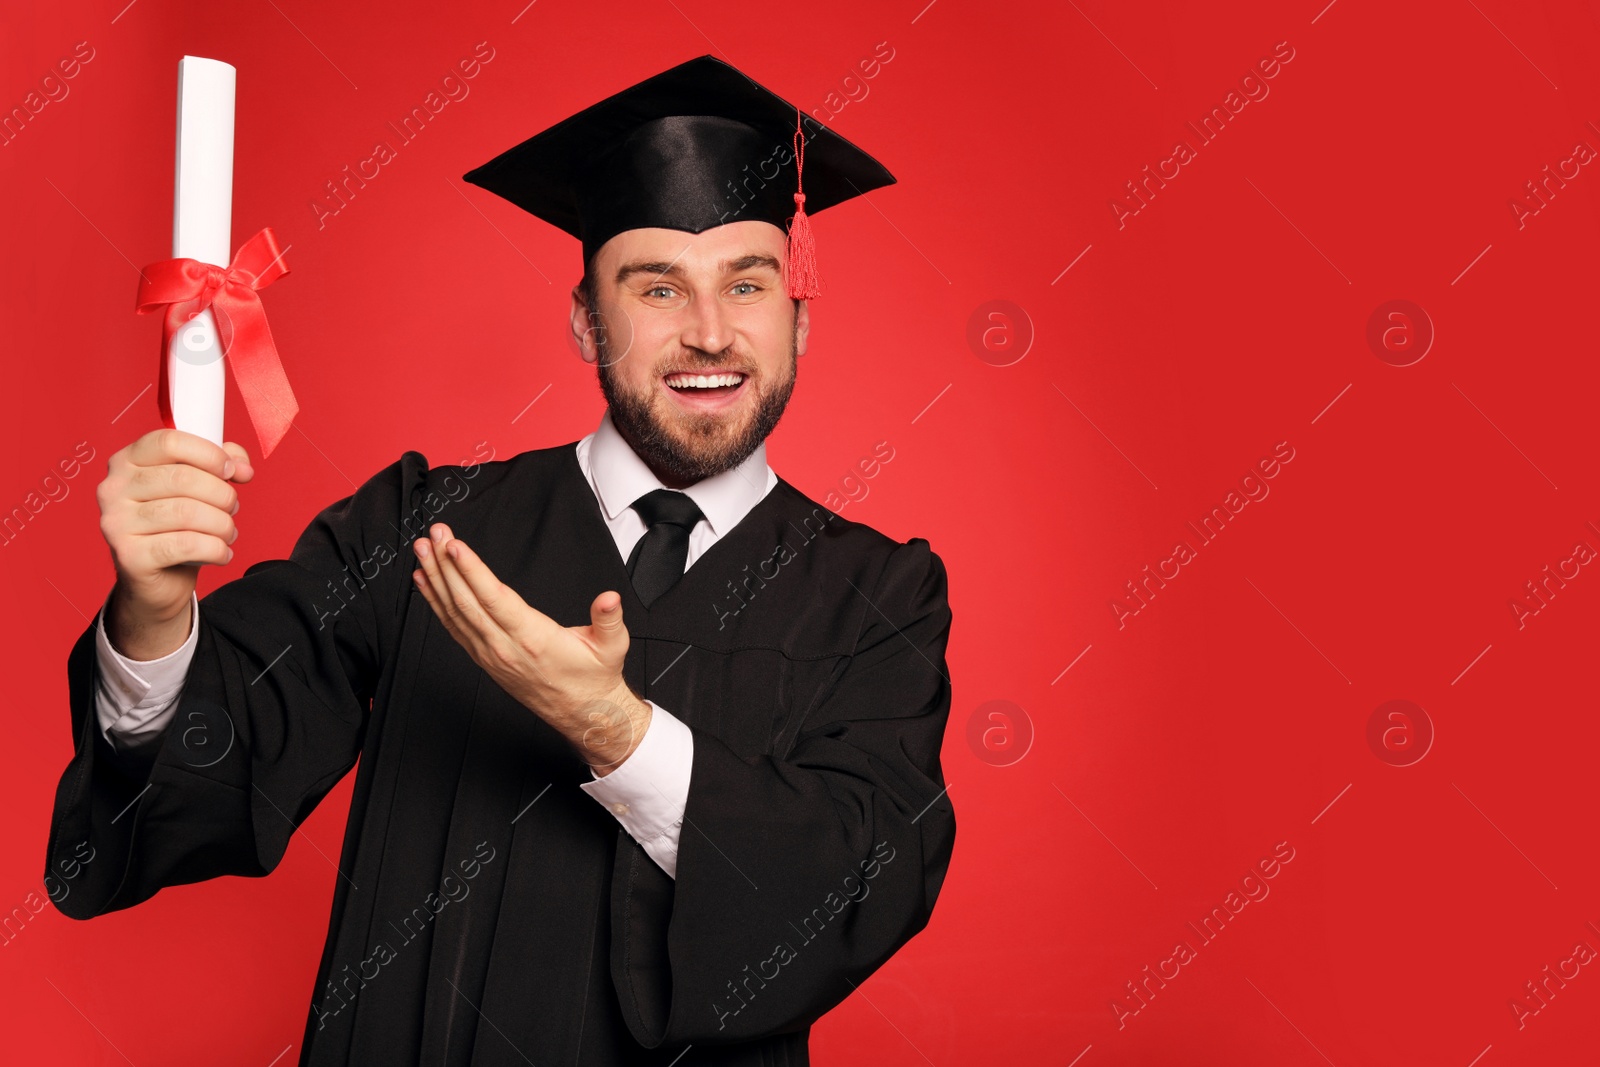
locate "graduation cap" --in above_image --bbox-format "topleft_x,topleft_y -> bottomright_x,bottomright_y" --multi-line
461,54 -> 895,299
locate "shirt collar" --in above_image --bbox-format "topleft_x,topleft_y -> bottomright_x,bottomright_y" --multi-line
588,408 -> 771,536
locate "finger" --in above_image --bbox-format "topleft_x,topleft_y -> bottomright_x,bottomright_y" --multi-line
416,534 -> 499,654
221,441 -> 255,484
413,536 -> 458,626
433,536 -> 504,640
411,552 -> 474,652
439,543 -> 554,688
444,538 -> 534,636
146,530 -> 233,568
128,428 -> 235,481
413,567 -> 487,663
130,497 -> 238,543
126,463 -> 240,513
411,566 -> 451,631
420,548 -> 531,683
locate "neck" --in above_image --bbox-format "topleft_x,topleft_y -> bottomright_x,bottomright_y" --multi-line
650,465 -> 696,490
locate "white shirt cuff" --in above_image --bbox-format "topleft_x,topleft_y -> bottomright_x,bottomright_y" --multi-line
578,700 -> 692,879
94,592 -> 199,750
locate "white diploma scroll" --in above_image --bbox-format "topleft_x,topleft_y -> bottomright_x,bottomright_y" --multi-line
168,56 -> 235,447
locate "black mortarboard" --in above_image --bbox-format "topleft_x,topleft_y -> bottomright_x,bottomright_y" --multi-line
461,54 -> 895,299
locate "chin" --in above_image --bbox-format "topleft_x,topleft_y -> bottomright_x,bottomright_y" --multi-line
599,350 -> 794,482
659,412 -> 751,458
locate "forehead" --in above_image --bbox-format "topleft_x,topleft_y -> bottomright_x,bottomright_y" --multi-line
595,220 -> 787,274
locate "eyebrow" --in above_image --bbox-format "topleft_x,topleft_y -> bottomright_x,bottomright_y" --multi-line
614,253 -> 782,286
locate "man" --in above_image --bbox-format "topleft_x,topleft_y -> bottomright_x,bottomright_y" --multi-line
46,54 -> 956,1066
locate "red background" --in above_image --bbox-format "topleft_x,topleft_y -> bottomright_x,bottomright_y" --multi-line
5,0 -> 1600,1063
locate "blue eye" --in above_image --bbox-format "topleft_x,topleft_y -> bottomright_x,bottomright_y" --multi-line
731,282 -> 760,295
645,286 -> 675,299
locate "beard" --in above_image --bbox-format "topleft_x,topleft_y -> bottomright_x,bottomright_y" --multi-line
594,312 -> 798,485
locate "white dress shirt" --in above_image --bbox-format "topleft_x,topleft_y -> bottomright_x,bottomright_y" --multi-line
92,408 -> 777,879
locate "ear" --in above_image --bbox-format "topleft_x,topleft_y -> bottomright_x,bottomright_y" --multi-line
570,284 -> 599,364
794,299 -> 811,357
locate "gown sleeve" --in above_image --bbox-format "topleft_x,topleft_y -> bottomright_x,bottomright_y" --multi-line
608,537 -> 958,1045
43,452 -> 431,920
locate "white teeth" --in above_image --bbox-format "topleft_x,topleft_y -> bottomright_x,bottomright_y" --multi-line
666,372 -> 744,389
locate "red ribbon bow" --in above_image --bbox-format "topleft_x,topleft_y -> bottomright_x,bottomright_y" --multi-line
136,227 -> 298,457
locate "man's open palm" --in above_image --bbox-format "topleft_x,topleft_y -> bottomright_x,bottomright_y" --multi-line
411,522 -> 646,769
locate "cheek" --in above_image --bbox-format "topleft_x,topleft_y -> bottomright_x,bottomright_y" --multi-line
743,306 -> 796,357
612,356 -> 658,394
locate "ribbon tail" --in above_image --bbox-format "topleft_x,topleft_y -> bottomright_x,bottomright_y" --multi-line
156,326 -> 175,432
214,290 -> 298,458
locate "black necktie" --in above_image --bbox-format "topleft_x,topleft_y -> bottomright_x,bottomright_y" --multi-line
626,488 -> 706,607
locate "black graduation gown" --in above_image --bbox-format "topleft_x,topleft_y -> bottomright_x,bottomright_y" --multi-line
44,440 -> 957,1066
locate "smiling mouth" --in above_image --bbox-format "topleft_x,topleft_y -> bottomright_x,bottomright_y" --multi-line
663,370 -> 748,403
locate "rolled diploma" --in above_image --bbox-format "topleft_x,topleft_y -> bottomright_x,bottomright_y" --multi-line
167,56 -> 235,447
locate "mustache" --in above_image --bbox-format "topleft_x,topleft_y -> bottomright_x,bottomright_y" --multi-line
658,362 -> 754,377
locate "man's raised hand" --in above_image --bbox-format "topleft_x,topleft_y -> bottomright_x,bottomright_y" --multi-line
97,428 -> 253,660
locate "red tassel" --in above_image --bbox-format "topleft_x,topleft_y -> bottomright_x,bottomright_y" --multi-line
785,107 -> 821,299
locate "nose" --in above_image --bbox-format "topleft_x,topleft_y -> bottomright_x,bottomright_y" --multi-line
680,292 -> 733,355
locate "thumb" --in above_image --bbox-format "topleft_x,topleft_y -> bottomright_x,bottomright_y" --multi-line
590,591 -> 627,642
221,441 -> 255,484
